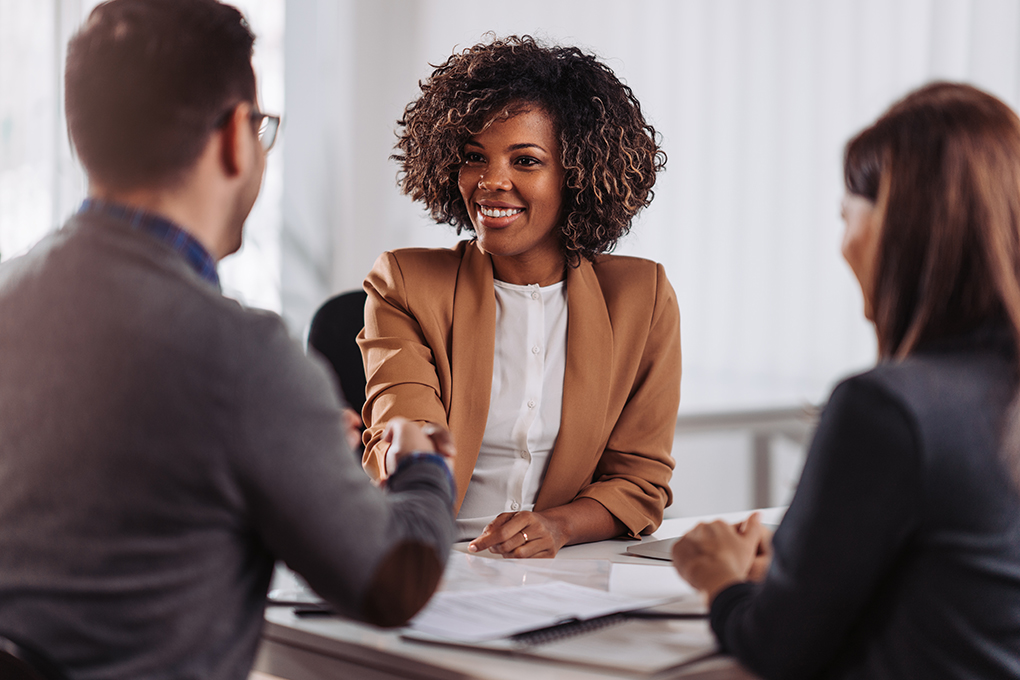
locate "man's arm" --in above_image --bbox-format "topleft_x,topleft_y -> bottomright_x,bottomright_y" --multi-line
231,313 -> 456,626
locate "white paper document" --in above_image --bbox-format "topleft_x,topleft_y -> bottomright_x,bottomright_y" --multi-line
439,552 -> 612,592
408,581 -> 670,642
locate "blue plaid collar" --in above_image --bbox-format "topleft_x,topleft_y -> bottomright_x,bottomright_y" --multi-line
79,198 -> 220,290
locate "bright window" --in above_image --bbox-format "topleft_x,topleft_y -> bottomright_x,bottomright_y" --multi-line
0,0 -> 284,313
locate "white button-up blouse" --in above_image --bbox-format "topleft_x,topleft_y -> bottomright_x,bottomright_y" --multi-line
455,279 -> 568,541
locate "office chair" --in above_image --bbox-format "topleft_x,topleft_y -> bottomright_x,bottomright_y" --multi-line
0,635 -> 69,680
308,290 -> 369,455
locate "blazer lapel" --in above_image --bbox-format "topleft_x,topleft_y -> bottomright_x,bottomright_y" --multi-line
448,241 -> 496,512
534,259 -> 613,511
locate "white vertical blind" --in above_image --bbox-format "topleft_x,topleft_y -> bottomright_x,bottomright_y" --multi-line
0,0 -> 90,263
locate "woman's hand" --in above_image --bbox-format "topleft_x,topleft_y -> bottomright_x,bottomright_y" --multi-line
341,407 -> 363,453
671,512 -> 769,603
740,514 -> 774,582
468,511 -> 565,558
467,498 -> 626,558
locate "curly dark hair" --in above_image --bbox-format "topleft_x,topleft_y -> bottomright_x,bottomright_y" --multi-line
393,35 -> 666,264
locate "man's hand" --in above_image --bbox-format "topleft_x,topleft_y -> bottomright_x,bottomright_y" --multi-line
672,512 -> 769,603
382,417 -> 456,474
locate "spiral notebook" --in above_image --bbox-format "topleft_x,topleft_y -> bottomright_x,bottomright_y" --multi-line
404,615 -> 717,674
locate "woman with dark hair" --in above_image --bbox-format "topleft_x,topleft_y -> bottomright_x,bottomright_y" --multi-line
673,82 -> 1020,679
358,35 -> 680,558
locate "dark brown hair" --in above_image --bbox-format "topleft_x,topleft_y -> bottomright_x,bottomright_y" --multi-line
393,35 -> 666,265
844,82 -> 1020,358
65,0 -> 256,189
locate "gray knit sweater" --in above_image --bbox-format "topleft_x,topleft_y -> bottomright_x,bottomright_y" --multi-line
0,211 -> 455,680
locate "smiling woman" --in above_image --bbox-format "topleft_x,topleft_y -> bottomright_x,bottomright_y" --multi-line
458,107 -> 566,286
357,35 -> 681,558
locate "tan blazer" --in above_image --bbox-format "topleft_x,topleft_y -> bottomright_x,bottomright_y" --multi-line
359,240 -> 681,536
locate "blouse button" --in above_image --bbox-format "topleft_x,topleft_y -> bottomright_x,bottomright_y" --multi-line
531,345 -> 540,354
531,291 -> 540,300
527,399 -> 536,409
511,501 -> 520,511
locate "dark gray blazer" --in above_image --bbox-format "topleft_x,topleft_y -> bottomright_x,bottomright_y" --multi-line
0,211 -> 455,680
712,325 -> 1020,679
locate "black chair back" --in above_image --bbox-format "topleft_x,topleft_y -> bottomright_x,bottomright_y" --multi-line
0,635 -> 69,680
308,289 -> 369,415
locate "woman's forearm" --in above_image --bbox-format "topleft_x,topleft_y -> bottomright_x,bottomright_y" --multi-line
539,497 -> 627,548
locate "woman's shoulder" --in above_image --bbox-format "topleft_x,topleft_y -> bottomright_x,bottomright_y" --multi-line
589,252 -> 664,276
833,341 -> 1016,437
587,253 -> 674,303
382,241 -> 470,265
371,241 -> 472,283
860,333 -> 1014,399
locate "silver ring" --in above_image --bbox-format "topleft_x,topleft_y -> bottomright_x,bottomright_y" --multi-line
522,532 -> 529,543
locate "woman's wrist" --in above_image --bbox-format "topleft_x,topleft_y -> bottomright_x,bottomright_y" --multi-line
534,508 -> 572,550
703,575 -> 746,605
537,499 -> 625,549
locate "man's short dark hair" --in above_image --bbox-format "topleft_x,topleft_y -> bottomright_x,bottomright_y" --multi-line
65,0 -> 256,189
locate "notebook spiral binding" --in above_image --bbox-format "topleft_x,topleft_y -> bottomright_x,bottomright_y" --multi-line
509,613 -> 627,647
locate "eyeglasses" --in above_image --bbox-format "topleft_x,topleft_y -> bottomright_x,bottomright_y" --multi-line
252,111 -> 281,152
215,105 -> 281,152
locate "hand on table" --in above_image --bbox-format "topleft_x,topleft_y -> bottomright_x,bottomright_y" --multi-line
468,510 -> 565,559
740,514 -> 773,582
671,512 -> 770,603
382,417 -> 456,475
468,498 -> 624,558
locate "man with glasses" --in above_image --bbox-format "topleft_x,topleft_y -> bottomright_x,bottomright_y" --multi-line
0,1 -> 456,679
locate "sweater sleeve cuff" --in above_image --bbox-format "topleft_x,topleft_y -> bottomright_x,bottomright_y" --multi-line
386,452 -> 456,505
709,581 -> 757,650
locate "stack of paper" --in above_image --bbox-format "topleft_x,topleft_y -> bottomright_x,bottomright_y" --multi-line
408,581 -> 670,642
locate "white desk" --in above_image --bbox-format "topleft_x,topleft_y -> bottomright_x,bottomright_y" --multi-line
253,509 -> 785,680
